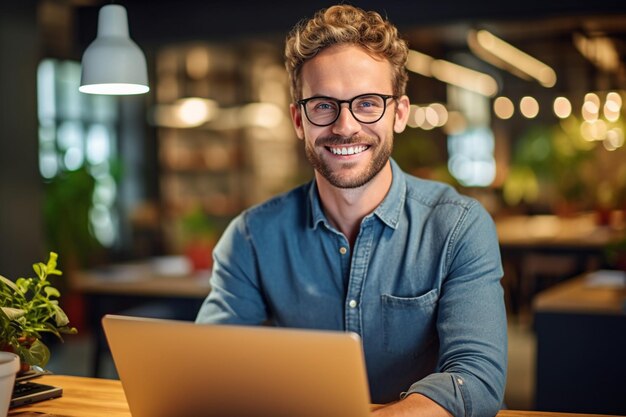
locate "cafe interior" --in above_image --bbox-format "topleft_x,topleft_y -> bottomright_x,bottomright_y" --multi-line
1,0 -> 626,415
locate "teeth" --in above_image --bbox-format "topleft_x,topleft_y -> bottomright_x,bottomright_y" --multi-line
329,146 -> 368,155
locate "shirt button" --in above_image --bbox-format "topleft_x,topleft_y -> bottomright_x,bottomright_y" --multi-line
348,299 -> 358,308
339,247 -> 348,255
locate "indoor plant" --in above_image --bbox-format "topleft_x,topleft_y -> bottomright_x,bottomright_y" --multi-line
0,252 -> 77,372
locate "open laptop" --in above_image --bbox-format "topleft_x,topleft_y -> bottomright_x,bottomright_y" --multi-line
102,314 -> 372,417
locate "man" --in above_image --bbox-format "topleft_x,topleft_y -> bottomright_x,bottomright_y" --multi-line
196,5 -> 507,417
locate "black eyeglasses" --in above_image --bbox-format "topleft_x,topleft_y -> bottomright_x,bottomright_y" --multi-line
297,93 -> 397,127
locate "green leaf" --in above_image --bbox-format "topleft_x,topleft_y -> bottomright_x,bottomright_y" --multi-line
0,274 -> 19,292
46,252 -> 62,276
1,307 -> 26,320
19,339 -> 50,368
53,305 -> 69,327
15,278 -> 32,294
44,286 -> 61,298
32,263 -> 44,280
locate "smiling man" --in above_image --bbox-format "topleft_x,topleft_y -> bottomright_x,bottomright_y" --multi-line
196,5 -> 507,417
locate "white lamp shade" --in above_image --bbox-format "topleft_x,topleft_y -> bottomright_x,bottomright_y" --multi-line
79,5 -> 149,95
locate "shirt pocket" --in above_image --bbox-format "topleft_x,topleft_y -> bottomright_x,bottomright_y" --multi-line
381,289 -> 439,355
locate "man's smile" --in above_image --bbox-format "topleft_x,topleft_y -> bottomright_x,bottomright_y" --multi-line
326,145 -> 371,156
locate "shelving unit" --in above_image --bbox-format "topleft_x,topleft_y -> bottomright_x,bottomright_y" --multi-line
152,40 -> 308,253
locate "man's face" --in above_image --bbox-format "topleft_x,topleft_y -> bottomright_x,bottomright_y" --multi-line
290,44 -> 409,189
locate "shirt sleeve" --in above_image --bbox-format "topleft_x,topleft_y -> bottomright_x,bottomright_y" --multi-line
403,201 -> 507,417
195,213 -> 268,325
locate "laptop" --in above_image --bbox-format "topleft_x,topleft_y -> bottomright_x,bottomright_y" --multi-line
102,314 -> 372,417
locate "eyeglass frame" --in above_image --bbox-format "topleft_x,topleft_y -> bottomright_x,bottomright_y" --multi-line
296,93 -> 398,127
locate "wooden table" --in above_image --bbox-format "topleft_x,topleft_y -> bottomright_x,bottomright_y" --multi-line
7,375 -> 623,417
495,213 -> 626,315
71,260 -> 211,298
533,272 -> 626,415
533,271 -> 626,314
70,260 -> 211,377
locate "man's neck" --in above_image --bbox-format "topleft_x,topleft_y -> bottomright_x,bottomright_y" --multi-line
316,161 -> 393,247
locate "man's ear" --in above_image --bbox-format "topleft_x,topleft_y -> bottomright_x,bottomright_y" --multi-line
393,95 -> 410,134
290,103 -> 305,140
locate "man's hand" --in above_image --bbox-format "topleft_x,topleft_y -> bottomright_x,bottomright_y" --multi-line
371,393 -> 453,417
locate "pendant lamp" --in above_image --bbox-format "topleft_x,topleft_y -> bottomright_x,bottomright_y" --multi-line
79,4 -> 149,95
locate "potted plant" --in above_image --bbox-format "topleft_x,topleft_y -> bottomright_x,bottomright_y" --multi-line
0,252 -> 77,372
179,207 -> 218,272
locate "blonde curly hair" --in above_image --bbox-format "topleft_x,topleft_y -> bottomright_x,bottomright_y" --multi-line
284,4 -> 409,102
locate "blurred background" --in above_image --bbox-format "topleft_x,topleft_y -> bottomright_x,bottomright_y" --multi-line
1,0 -> 626,414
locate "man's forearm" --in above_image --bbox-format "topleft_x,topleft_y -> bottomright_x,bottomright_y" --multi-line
371,393 -> 453,417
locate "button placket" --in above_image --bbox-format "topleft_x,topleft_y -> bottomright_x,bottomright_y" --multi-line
344,221 -> 374,334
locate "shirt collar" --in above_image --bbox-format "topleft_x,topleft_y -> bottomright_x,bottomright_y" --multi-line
373,158 -> 405,230
307,158 -> 406,230
308,180 -> 328,230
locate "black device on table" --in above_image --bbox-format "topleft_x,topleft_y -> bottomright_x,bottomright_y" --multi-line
10,367 -> 63,408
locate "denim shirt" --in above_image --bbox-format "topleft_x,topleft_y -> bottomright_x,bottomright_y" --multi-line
196,159 -> 507,417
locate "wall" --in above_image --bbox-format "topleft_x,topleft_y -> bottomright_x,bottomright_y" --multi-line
0,2 -> 45,277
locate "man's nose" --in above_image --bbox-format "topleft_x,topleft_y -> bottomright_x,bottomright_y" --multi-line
331,105 -> 361,136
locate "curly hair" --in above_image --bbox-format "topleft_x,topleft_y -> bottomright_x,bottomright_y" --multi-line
284,5 -> 409,102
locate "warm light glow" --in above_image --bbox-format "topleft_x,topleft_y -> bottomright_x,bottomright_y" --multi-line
443,111 -> 467,135
604,92 -> 622,122
240,103 -> 284,128
493,96 -> 514,119
406,49 -> 498,97
582,93 -> 600,122
177,98 -> 217,126
606,91 -> 622,107
407,105 -> 419,128
553,97 -> 572,119
581,120 -> 608,141
413,106 -> 426,127
430,59 -> 498,97
414,106 -> 425,128
573,33 -> 620,73
519,96 -> 539,118
605,128 -> 624,150
153,98 -> 217,128
468,29 -> 557,87
582,101 -> 599,122
406,50 -> 433,77
186,47 -> 211,79
429,103 -> 449,127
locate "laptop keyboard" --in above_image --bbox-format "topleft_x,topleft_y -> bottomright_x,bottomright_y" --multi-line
12,382 -> 50,397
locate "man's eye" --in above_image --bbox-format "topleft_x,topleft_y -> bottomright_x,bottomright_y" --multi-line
354,100 -> 381,111
313,102 -> 336,111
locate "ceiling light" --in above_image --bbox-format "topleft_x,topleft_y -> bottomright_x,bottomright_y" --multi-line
406,49 -> 498,97
553,97 -> 572,119
573,33 -> 620,73
494,96 -> 514,120
468,29 -> 557,88
79,5 -> 149,95
430,59 -> 498,97
520,96 -> 539,118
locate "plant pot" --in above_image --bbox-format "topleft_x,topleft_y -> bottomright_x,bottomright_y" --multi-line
0,352 -> 19,417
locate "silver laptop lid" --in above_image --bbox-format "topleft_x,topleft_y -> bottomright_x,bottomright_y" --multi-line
102,314 -> 372,417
